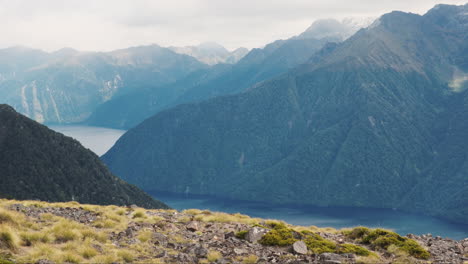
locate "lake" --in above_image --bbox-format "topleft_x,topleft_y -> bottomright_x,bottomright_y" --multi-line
151,191 -> 468,240
48,125 -> 126,156
47,125 -> 468,240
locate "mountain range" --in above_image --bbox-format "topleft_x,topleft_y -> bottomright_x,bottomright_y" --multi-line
169,42 -> 249,65
87,18 -> 372,129
0,44 -> 208,124
0,104 -> 168,209
102,4 -> 468,224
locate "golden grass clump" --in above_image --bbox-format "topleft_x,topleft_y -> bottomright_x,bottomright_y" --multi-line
137,229 -> 153,243
242,254 -> 259,264
91,254 -> 119,264
193,211 -> 261,225
59,252 -> 82,264
51,220 -> 82,243
117,249 -> 135,263
132,209 -> 147,219
0,209 -> 16,225
19,231 -> 50,246
207,250 -> 223,262
80,245 -> 98,259
0,225 -> 19,250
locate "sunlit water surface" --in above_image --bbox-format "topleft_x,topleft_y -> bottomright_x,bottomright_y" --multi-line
48,125 -> 125,156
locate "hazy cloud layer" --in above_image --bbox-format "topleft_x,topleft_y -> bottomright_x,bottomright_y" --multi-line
0,0 -> 465,51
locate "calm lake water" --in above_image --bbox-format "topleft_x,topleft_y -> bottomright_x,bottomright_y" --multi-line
151,192 -> 468,240
46,125 -> 467,240
48,125 -> 126,156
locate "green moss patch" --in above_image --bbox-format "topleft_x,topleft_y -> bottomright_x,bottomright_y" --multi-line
235,230 -> 248,239
343,227 -> 430,259
258,223 -> 296,246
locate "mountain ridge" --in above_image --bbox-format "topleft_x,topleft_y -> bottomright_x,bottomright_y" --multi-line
0,104 -> 168,209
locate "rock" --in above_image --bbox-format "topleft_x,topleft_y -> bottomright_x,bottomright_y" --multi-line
246,227 -> 269,243
318,253 -> 343,264
35,260 -> 55,264
154,249 -> 166,258
153,232 -> 168,247
175,253 -> 196,263
225,231 -> 235,239
194,246 -> 208,258
186,221 -> 199,232
233,248 -> 247,255
463,240 -> 468,250
292,241 -> 308,255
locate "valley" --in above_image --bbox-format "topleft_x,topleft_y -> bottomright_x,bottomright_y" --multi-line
0,2 -> 467,263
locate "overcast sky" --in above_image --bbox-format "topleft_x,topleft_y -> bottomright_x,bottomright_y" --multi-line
0,0 -> 465,52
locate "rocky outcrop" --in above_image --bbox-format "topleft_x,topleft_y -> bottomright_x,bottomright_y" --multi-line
409,234 -> 468,264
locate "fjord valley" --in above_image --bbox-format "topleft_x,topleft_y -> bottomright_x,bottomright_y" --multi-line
103,4 -> 468,226
0,1 -> 467,263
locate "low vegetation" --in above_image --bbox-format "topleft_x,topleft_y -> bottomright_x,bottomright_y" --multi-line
0,199 -> 436,264
256,223 -> 372,257
343,227 -> 430,259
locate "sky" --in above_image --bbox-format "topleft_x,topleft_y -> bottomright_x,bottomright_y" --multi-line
0,0 -> 466,52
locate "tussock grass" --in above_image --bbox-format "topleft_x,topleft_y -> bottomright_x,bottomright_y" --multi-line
117,249 -> 135,263
242,254 -> 259,264
0,209 -> 16,225
0,225 -> 19,250
19,231 -> 50,246
207,250 -> 222,262
137,229 -> 153,242
80,245 -> 98,259
193,211 -> 261,225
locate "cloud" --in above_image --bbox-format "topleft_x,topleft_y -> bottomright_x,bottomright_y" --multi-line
0,0 -> 465,51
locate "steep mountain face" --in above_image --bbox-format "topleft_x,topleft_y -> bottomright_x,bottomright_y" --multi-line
102,4 -> 468,224
88,19 -> 365,129
169,42 -> 249,65
0,45 -> 207,124
0,104 -> 168,209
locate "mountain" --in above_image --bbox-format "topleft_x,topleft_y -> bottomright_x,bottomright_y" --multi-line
0,45 -> 207,124
297,17 -> 375,41
0,104 -> 168,209
169,42 -> 249,65
87,18 -> 368,129
102,4 -> 468,224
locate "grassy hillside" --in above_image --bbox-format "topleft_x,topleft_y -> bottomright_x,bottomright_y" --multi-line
0,199 -> 460,264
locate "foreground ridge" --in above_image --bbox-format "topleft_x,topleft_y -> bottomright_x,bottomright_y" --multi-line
0,199 -> 466,264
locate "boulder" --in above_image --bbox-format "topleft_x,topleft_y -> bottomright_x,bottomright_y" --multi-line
246,227 -> 269,243
186,221 -> 199,232
292,241 -> 308,255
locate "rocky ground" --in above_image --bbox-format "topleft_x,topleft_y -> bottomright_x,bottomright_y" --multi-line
0,199 -> 467,264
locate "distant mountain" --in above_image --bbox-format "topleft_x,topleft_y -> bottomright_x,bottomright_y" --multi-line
88,18 -> 368,129
0,45 -> 207,124
297,17 -> 375,41
102,4 -> 468,224
0,104 -> 168,209
169,42 -> 249,65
